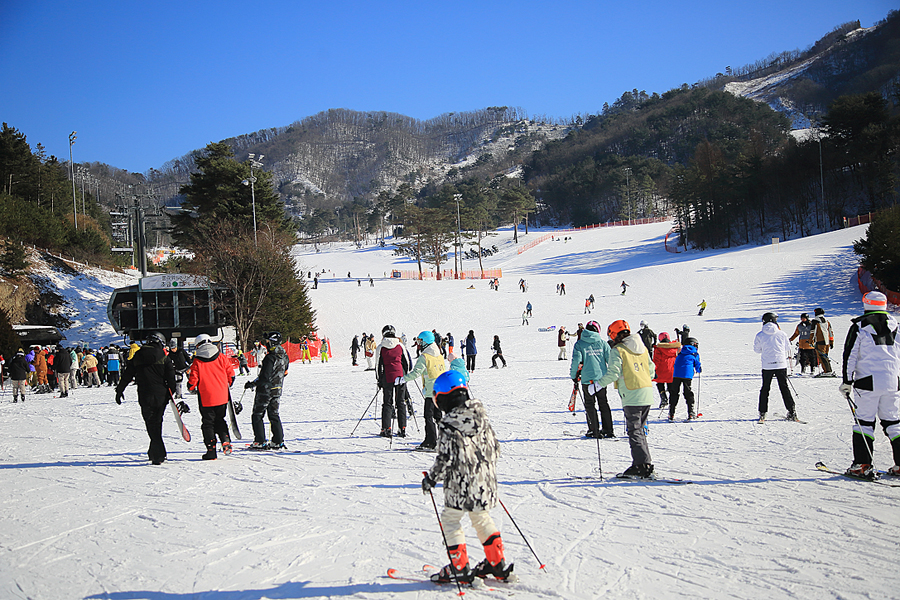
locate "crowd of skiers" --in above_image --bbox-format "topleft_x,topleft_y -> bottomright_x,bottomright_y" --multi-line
0,343 -> 129,402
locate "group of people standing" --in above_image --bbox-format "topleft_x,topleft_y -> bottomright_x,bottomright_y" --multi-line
2,344 -> 126,402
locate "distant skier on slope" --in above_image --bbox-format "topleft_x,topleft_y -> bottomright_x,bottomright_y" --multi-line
422,370 -> 515,584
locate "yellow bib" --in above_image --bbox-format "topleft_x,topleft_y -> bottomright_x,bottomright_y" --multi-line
616,346 -> 653,390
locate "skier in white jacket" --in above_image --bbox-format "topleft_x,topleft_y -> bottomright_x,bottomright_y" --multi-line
753,312 -> 798,422
840,291 -> 900,478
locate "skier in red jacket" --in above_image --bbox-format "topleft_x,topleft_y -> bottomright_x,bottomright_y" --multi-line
187,334 -> 235,460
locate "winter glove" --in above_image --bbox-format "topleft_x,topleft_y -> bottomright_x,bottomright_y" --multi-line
176,401 -> 190,415
244,379 -> 257,390
394,376 -> 404,386
839,383 -> 853,400
421,473 -> 436,494
830,342 -> 834,350
233,400 -> 243,415
115,392 -> 124,405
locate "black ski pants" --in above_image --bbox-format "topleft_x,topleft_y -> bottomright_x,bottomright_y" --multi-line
466,354 -> 476,371
251,394 -> 284,445
581,383 -> 613,436
758,368 -> 794,414
200,403 -> 230,448
667,378 -> 694,417
491,352 -> 506,367
140,401 -> 168,463
381,383 -> 408,432
422,397 -> 442,448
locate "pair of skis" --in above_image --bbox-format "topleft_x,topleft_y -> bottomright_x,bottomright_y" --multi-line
815,461 -> 900,487
387,565 -> 514,593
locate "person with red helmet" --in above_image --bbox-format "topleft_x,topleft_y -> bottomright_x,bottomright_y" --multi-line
595,319 -> 657,479
187,334 -> 235,460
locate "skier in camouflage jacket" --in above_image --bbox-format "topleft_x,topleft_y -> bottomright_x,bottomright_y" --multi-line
422,371 -> 514,584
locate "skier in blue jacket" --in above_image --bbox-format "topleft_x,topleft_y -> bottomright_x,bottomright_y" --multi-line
668,338 -> 702,421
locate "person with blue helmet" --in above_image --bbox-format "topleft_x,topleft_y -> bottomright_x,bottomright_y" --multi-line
422,371 -> 515,584
402,330 -> 447,450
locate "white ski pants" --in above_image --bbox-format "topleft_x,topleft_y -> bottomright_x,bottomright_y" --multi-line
440,507 -> 499,548
852,389 -> 900,440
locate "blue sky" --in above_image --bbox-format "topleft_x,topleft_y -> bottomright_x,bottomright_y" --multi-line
1,1 -> 895,174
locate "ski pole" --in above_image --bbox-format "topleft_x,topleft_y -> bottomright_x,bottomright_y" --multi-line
846,390 -> 876,466
404,385 -> 421,432
350,389 -> 380,437
577,386 -> 602,480
424,472 -> 466,597
695,373 -> 701,417
498,498 -> 546,571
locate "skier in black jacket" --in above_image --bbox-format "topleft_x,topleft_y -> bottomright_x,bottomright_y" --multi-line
167,339 -> 192,399
115,332 -> 177,464
54,346 -> 73,397
10,350 -> 30,402
245,331 -> 290,450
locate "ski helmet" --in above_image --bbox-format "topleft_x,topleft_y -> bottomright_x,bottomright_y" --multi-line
194,333 -> 211,346
640,320 -> 648,328
762,312 -> 778,324
167,339 -> 178,349
265,331 -> 283,346
585,320 -> 601,333
382,325 -> 396,337
433,370 -> 469,412
146,331 -> 166,346
684,337 -> 699,348
682,324 -> 690,331
607,319 -> 631,342
417,330 -> 435,346
800,313 -> 809,320
658,332 -> 670,342
863,291 -> 887,311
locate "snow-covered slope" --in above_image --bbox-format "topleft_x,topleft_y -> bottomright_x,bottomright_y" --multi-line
2,222 -> 898,600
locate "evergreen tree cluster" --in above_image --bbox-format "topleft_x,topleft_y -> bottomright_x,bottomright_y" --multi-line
523,87 -> 900,247
0,123 -> 113,262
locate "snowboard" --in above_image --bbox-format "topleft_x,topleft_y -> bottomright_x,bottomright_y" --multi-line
227,390 -> 242,440
168,396 -> 191,442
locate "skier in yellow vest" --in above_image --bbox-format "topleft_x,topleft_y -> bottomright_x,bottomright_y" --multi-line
596,319 -> 657,479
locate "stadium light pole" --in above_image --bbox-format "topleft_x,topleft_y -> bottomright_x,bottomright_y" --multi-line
453,193 -> 462,279
242,153 -> 264,247
69,131 -> 77,229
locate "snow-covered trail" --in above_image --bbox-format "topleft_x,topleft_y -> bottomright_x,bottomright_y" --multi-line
1,222 -> 898,599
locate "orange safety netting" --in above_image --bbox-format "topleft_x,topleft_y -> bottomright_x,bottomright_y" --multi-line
244,333 -> 333,368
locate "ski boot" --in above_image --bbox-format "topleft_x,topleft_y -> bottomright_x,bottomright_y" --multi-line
202,439 -> 218,460
431,544 -> 473,584
758,412 -> 766,423
248,441 -> 269,451
687,405 -> 696,420
222,440 -> 233,456
267,441 -> 287,450
583,430 -> 599,439
785,411 -> 800,422
845,463 -> 875,479
472,533 -> 517,582
397,428 -> 407,438
378,428 -> 392,438
886,465 -> 900,476
618,463 -> 655,480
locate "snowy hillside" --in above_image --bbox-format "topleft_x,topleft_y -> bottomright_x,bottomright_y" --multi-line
2,222 -> 899,600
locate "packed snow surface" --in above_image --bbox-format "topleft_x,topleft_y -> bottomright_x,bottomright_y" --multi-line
2,222 -> 898,599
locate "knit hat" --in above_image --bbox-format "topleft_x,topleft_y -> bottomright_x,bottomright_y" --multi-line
814,308 -> 825,316
862,291 -> 888,311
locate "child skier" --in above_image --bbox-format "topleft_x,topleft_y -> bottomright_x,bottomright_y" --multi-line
652,332 -> 681,409
668,338 -> 702,420
422,370 -> 515,584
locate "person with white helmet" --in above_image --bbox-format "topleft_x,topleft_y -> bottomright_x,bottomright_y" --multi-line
840,291 -> 900,479
187,333 -> 235,460
753,312 -> 798,423
114,332 -> 178,465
